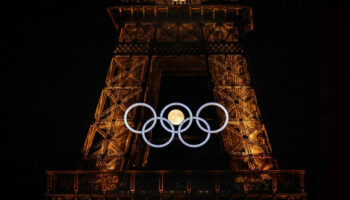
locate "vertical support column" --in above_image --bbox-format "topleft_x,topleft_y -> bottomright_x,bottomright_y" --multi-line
158,174 -> 164,193
130,173 -> 136,193
186,174 -> 192,193
131,6 -> 134,19
143,7 -> 145,19
249,7 -> 254,30
102,174 -> 107,194
272,172 -> 277,193
243,175 -> 249,194
214,173 -> 220,193
82,55 -> 149,170
73,174 -> 79,194
208,54 -> 275,170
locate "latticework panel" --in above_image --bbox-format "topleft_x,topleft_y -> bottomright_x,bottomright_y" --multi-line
82,55 -> 149,170
203,23 -> 239,42
155,23 -> 201,42
208,54 -> 275,170
119,23 -> 155,43
114,22 -> 242,55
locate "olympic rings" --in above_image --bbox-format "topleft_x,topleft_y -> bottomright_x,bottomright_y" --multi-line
142,117 -> 175,148
178,117 -> 211,148
196,102 -> 229,134
160,102 -> 193,133
124,103 -> 157,134
123,102 -> 228,148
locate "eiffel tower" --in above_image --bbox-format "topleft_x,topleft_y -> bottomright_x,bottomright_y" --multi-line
45,1 -> 306,199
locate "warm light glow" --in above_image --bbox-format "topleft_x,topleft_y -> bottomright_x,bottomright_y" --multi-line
172,0 -> 186,5
167,109 -> 185,125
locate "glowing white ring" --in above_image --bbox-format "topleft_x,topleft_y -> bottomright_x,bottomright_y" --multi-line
177,117 -> 211,148
142,117 -> 175,148
160,102 -> 193,133
124,103 -> 157,134
195,102 -> 229,134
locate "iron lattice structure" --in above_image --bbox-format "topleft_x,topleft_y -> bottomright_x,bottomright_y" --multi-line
81,1 -> 276,172
45,1 -> 307,199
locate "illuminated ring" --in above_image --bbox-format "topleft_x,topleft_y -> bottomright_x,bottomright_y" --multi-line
195,102 -> 229,134
160,102 -> 193,133
177,117 -> 211,148
142,117 -> 175,148
124,103 -> 157,134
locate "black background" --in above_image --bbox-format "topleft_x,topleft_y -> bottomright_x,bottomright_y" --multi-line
3,0 -> 349,199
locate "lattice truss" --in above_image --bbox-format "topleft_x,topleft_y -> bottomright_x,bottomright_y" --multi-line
208,55 -> 275,170
82,19 -> 273,171
119,23 -> 155,42
117,22 -> 238,43
203,23 -> 239,42
82,55 -> 148,170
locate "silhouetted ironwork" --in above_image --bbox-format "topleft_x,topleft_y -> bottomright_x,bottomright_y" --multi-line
47,1 -> 307,199
45,170 -> 306,200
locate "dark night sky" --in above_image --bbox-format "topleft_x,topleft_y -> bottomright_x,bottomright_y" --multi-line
3,0 -> 349,199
